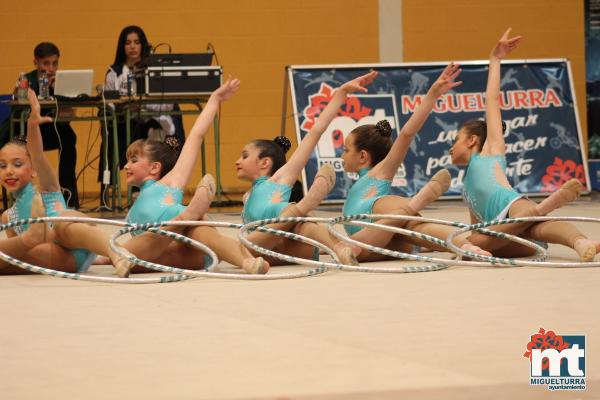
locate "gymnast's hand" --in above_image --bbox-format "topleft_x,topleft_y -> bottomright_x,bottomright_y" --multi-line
213,77 -> 241,102
429,62 -> 462,98
340,70 -> 378,94
490,28 -> 522,60
27,89 -> 53,126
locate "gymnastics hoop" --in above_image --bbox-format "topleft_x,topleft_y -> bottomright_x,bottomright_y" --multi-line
240,216 -> 444,273
328,214 -> 548,269
112,220 -> 329,280
446,216 -> 600,267
0,217 -> 192,284
238,216 -> 339,271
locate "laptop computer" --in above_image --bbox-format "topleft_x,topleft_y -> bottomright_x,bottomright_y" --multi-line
54,69 -> 94,98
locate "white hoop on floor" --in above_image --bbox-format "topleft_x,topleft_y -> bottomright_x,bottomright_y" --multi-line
446,216 -> 600,267
328,214 -> 548,269
239,216 -> 336,271
241,215 -> 460,273
111,220 -> 329,280
0,217 -> 191,284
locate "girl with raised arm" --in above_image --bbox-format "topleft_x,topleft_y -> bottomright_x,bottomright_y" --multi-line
330,64 -> 491,262
0,89 -> 95,274
450,29 -> 598,260
44,80 -> 268,277
236,72 -> 378,265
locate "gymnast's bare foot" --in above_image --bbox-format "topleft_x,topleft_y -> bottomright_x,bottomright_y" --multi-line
296,164 -> 336,215
408,169 -> 451,213
535,178 -> 583,215
460,243 -> 492,258
179,174 -> 216,221
108,246 -> 137,278
333,242 -> 360,266
574,238 -> 597,262
242,256 -> 270,274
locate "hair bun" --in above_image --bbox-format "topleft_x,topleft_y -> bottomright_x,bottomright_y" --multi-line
273,136 -> 292,154
164,136 -> 181,152
375,120 -> 392,137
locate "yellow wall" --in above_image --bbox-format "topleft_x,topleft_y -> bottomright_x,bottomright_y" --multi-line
0,0 -> 379,201
0,0 -> 588,204
402,0 -> 587,144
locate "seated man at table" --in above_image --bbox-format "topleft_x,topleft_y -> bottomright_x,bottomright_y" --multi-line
0,42 -> 79,208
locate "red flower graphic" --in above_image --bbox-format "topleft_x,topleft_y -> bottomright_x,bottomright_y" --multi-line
541,157 -> 586,192
523,328 -> 570,370
301,83 -> 371,131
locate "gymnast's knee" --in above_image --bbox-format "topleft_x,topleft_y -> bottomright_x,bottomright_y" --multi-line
508,198 -> 540,218
466,232 -> 499,249
386,198 -> 416,216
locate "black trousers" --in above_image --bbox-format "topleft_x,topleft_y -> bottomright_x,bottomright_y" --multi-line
39,122 -> 79,208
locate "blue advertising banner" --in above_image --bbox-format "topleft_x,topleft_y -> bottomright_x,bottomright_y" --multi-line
586,0 -> 600,190
288,61 -> 590,202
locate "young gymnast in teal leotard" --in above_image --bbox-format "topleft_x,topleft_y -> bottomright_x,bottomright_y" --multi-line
235,71 -> 379,265
0,90 -> 95,274
329,64 -> 492,262
240,138 -> 298,224
44,79 -> 268,277
449,29 -> 599,260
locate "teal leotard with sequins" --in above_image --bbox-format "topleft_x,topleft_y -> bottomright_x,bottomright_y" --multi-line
342,168 -> 391,235
125,179 -> 214,266
242,176 -> 292,224
241,176 -> 319,261
7,182 -> 35,235
7,183 -> 95,272
126,179 -> 186,234
463,153 -> 523,222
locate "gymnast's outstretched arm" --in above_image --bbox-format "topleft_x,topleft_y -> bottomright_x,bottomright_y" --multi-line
371,63 -> 462,181
160,78 -> 240,189
480,28 -> 522,157
271,71 -> 378,186
25,89 -> 60,193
